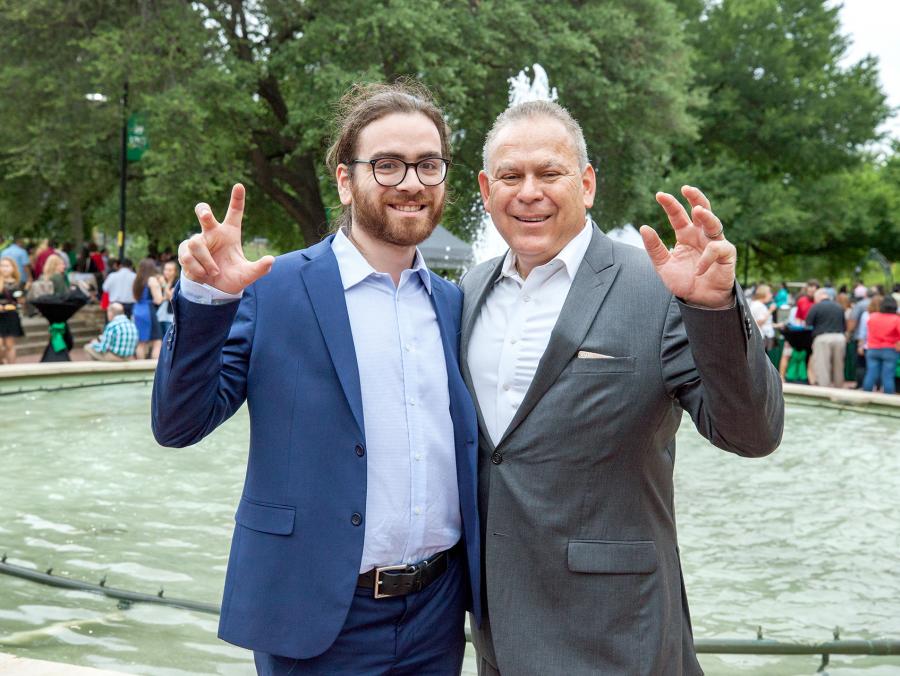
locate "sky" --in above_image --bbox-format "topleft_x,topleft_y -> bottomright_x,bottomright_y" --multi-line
838,0 -> 900,142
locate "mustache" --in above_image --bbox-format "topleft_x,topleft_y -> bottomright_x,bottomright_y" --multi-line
380,191 -> 432,205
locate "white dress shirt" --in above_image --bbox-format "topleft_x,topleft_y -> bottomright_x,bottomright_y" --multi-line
180,230 -> 461,571
102,268 -> 137,304
468,218 -> 593,446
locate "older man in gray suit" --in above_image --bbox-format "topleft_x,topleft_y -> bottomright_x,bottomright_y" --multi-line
461,100 -> 784,675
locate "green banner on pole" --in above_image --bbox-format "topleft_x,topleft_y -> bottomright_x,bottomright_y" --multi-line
126,113 -> 148,162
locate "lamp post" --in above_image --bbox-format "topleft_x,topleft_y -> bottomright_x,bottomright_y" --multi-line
118,81 -> 128,261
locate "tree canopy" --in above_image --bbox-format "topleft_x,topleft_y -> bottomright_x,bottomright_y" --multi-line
0,0 -> 896,278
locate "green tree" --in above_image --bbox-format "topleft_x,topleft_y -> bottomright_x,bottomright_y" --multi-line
1,0 -> 697,252
641,0 -> 893,276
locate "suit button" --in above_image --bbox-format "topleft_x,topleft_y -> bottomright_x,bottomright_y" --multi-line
491,451 -> 503,465
351,513 -> 362,526
355,444 -> 365,457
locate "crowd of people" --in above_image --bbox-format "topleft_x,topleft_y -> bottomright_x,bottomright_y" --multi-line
747,278 -> 900,394
0,236 -> 180,364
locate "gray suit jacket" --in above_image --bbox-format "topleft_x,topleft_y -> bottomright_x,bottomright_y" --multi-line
461,225 -> 784,675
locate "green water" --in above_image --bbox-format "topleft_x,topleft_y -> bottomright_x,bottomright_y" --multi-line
1,379 -> 898,675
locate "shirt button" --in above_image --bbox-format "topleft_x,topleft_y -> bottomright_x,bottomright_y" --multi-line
510,337 -> 518,344
405,344 -> 412,352
523,295 -> 531,302
415,453 -> 423,461
503,383 -> 510,391
491,451 -> 503,465
351,513 -> 362,526
355,444 -> 365,457
414,506 -> 422,515
409,398 -> 417,406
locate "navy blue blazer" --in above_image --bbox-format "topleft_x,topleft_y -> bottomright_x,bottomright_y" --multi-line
151,235 -> 481,658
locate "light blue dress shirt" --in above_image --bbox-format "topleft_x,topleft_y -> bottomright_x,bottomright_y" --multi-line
180,230 -> 461,572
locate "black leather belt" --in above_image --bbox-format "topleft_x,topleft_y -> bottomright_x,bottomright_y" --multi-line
357,549 -> 450,599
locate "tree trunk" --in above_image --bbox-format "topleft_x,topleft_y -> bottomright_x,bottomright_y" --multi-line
250,148 -> 330,247
68,189 -> 85,249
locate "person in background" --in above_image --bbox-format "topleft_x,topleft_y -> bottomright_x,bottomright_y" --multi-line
102,258 -> 137,317
857,295 -> 882,388
822,279 -> 836,300
0,256 -> 26,364
132,258 -> 164,359
892,283 -> 900,308
85,302 -> 139,361
32,238 -> 59,279
862,295 -> 900,394
40,253 -> 69,297
87,242 -> 106,289
773,281 -> 790,308
1,237 -> 31,283
794,279 -> 819,324
847,287 -> 876,388
806,288 -> 846,388
157,260 -> 179,336
750,283 -> 776,351
62,242 -> 77,269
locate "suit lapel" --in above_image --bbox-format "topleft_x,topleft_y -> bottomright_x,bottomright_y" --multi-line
298,241 -> 365,438
430,278 -> 477,482
498,226 -> 620,446
460,256 -> 505,452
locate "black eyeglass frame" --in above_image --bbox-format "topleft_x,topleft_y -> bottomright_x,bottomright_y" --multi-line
349,157 -> 451,187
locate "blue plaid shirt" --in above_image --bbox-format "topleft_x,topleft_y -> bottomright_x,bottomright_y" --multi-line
97,315 -> 139,357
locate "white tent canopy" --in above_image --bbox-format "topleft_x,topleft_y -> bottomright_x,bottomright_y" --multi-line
420,225 -> 473,271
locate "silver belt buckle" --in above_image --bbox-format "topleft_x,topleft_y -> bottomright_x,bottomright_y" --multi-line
373,564 -> 408,599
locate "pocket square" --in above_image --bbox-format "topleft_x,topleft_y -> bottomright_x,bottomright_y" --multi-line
577,350 -> 614,359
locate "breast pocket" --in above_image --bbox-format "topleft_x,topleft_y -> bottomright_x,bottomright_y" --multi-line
570,356 -> 636,374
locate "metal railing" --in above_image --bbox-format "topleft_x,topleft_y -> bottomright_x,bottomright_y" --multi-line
2,556 -> 898,672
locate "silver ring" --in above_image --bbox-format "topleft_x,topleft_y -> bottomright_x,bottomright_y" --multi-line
704,226 -> 724,239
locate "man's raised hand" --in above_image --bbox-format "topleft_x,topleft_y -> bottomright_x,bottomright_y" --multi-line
639,186 -> 736,309
179,184 -> 274,294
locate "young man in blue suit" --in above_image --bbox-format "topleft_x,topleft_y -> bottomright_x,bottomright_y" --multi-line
152,82 -> 480,675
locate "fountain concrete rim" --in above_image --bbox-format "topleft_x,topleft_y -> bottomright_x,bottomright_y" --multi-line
0,360 -> 157,380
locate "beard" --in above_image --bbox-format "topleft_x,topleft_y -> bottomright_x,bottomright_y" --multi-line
349,184 -> 444,247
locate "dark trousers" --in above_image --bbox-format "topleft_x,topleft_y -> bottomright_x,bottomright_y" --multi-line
254,551 -> 466,676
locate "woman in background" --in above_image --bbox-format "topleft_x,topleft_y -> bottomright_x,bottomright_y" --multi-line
0,256 -> 26,364
132,258 -> 164,359
40,254 -> 69,297
862,295 -> 900,394
157,260 -> 179,337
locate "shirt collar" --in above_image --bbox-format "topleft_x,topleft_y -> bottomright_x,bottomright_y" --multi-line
109,315 -> 128,325
332,228 -> 432,294
498,216 -> 594,284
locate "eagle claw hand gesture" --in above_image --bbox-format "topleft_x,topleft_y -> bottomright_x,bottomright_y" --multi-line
639,186 -> 736,309
178,183 -> 274,295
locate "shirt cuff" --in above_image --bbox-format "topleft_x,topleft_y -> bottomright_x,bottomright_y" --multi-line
681,297 -> 736,311
179,275 -> 243,305
678,286 -> 737,311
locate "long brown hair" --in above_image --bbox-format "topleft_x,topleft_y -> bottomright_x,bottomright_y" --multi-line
1,256 -> 21,285
133,258 -> 159,301
324,79 -> 451,232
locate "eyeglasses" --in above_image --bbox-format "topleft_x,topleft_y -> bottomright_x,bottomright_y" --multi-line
350,157 -> 450,187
